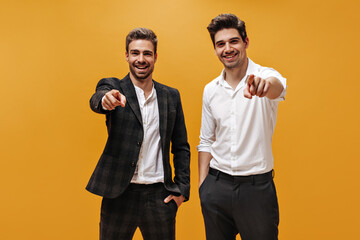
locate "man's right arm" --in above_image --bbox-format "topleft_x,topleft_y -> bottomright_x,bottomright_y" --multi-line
197,85 -> 215,187
198,151 -> 212,187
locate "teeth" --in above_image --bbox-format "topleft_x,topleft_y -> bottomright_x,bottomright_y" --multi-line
223,52 -> 237,59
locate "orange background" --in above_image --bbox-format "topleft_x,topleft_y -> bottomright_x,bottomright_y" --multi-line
1,0 -> 360,239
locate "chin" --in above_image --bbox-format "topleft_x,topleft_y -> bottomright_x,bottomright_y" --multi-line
224,62 -> 239,69
135,73 -> 151,80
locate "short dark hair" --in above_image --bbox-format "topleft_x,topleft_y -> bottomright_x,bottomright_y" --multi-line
207,14 -> 247,47
126,28 -> 158,54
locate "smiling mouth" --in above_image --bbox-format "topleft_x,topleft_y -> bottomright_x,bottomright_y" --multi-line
135,65 -> 149,71
223,52 -> 238,60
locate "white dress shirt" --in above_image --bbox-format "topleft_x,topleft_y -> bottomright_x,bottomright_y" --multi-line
197,58 -> 287,176
130,85 -> 164,184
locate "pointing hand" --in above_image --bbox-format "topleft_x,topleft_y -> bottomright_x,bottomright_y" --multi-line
102,90 -> 126,110
244,74 -> 270,99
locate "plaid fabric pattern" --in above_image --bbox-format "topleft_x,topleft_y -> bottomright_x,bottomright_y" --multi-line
100,183 -> 177,240
86,74 -> 190,200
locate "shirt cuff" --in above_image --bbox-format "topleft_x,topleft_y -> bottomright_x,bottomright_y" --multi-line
101,96 -> 108,110
197,145 -> 211,153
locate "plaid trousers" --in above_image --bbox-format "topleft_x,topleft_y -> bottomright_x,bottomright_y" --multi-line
100,183 -> 178,240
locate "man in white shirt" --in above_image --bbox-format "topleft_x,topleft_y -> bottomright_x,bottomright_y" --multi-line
198,14 -> 287,240
87,28 -> 190,240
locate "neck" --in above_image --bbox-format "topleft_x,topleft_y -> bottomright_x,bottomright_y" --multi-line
224,58 -> 248,89
129,73 -> 153,98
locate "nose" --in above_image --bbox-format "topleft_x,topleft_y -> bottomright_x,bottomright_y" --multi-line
225,42 -> 232,52
138,54 -> 145,63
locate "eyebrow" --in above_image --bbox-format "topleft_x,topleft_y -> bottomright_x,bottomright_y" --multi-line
129,49 -> 154,54
215,37 -> 241,45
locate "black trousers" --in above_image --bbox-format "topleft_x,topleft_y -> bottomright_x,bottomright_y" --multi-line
199,168 -> 279,240
100,183 -> 178,240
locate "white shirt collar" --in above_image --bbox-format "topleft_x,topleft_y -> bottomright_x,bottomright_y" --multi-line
216,58 -> 256,90
134,84 -> 156,106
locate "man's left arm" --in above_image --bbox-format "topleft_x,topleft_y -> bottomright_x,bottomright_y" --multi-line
164,89 -> 190,207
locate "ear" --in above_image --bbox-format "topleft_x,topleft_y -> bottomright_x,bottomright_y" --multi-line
125,52 -> 129,62
244,37 -> 250,49
154,53 -> 157,63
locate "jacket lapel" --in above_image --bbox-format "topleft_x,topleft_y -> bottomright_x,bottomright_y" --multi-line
154,81 -> 168,148
120,74 -> 143,125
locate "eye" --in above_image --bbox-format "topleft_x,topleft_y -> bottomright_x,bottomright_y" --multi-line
217,42 -> 225,47
230,39 -> 239,44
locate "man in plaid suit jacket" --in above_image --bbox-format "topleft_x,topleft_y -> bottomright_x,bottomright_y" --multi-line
86,28 -> 190,240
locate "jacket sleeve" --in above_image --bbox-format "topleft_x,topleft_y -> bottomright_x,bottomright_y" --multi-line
171,89 -> 191,201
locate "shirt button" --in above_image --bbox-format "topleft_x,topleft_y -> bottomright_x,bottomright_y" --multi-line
131,162 -> 136,167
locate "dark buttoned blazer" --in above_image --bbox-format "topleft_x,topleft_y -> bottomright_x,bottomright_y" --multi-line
86,74 -> 190,200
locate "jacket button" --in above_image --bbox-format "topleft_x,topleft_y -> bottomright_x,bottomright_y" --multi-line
131,162 -> 135,167
137,142 -> 141,146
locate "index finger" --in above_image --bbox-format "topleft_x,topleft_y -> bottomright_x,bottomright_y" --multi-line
246,74 -> 255,86
112,90 -> 122,101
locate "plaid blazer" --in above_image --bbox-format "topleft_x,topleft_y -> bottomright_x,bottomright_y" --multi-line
86,74 -> 190,200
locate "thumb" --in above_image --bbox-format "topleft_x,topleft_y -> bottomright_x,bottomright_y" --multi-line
244,87 -> 252,99
164,195 -> 173,203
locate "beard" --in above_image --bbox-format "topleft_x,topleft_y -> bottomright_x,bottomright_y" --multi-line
220,53 -> 246,69
222,60 -> 241,69
129,63 -> 154,81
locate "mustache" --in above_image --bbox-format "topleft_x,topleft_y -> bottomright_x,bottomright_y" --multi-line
134,62 -> 149,67
222,50 -> 238,57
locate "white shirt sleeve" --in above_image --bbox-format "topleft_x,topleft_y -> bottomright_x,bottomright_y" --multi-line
197,85 -> 216,153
